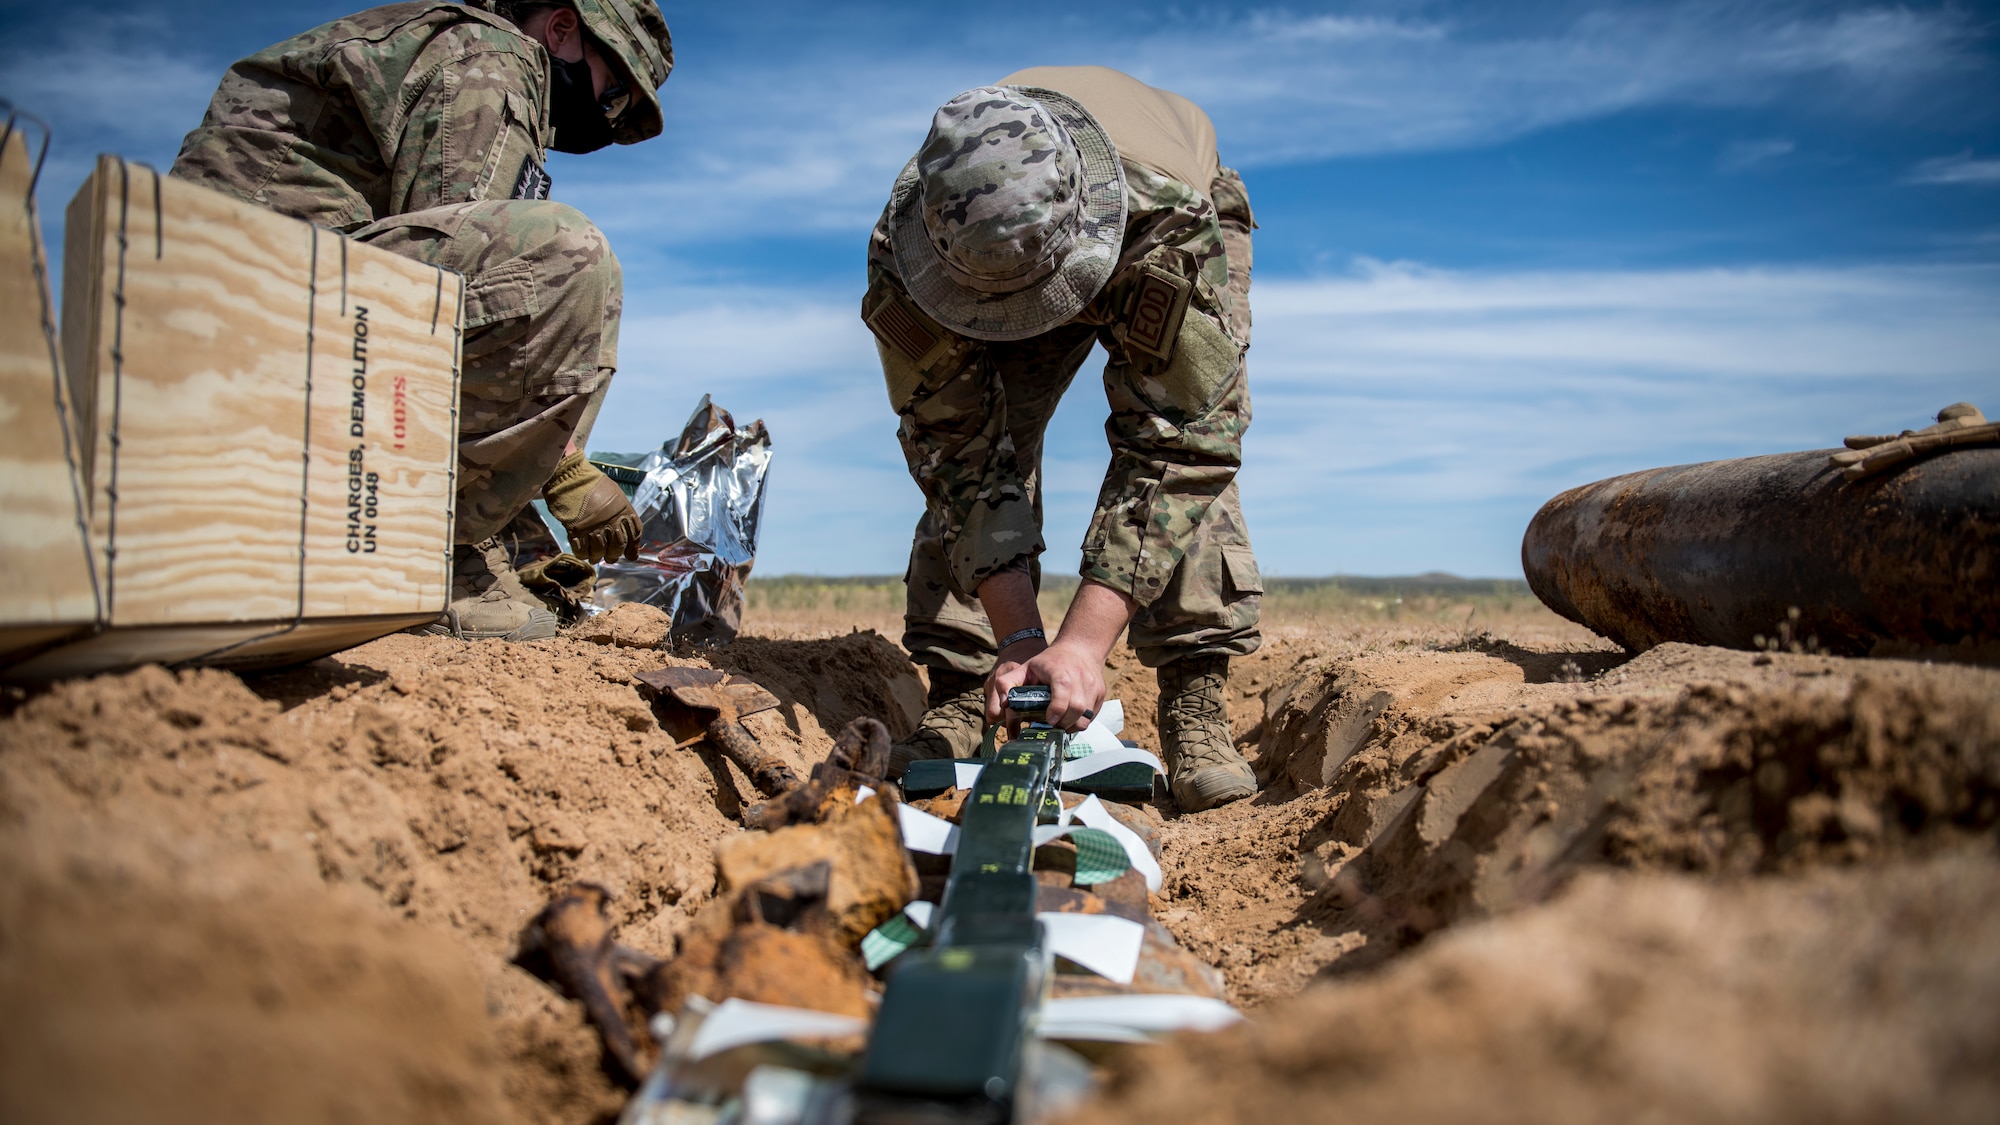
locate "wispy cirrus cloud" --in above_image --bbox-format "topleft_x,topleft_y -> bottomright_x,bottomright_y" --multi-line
1905,151 -> 2000,186
0,13 -> 218,150
567,1 -> 1988,247
1122,3 -> 1980,164
1232,259 -> 2000,574
1718,138 -> 1796,174
600,261 -> 2000,577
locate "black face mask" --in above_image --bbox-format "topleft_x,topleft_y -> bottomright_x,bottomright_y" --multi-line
548,54 -> 615,154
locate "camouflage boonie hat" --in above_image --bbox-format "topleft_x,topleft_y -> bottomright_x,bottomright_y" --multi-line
890,86 -> 1127,341
574,0 -> 673,143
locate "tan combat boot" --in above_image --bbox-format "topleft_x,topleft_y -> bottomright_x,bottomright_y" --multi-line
1158,655 -> 1256,812
888,667 -> 988,778
414,539 -> 560,642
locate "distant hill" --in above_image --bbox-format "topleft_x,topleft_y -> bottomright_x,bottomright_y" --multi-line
748,573 -> 1532,598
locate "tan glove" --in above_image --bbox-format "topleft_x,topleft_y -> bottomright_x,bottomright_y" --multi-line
518,551 -> 599,613
543,452 -> 642,563
1830,402 -> 1999,481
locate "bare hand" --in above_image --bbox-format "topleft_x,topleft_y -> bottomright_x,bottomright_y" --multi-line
985,639 -> 1105,733
984,637 -> 1046,730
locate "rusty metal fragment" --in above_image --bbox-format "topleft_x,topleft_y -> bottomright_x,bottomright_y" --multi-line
516,883 -> 661,1084
1522,447 -> 1999,656
743,717 -> 892,830
636,668 -> 801,796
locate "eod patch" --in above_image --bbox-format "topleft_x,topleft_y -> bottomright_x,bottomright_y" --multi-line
1124,264 -> 1192,362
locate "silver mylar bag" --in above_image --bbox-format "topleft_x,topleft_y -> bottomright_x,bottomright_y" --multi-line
587,395 -> 772,641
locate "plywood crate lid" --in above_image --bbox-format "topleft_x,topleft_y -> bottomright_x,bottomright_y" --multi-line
0,113 -> 101,664
18,156 -> 465,678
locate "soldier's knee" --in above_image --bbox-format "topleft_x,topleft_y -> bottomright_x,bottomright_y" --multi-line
520,201 -> 614,267
491,202 -> 621,322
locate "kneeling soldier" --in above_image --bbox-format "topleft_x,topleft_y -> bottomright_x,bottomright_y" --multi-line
170,0 -> 673,640
864,67 -> 1264,812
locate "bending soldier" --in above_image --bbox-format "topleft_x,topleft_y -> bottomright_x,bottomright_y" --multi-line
864,67 -> 1264,812
170,0 -> 674,640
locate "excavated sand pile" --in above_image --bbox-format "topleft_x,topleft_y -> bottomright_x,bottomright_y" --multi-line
0,624 -> 922,1124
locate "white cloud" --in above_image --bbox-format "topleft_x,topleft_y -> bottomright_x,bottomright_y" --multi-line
1718,138 -> 1796,174
1125,4 -> 1974,164
1236,260 -> 2000,574
1905,151 -> 2000,186
563,2 -> 1981,246
0,14 -> 217,161
592,262 -> 2000,577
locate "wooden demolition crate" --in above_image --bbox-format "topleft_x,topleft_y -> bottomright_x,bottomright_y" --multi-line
0,120 -> 100,664
3,156 -> 464,679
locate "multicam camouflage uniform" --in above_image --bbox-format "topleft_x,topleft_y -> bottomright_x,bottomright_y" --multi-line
170,0 -> 637,545
864,95 -> 1264,675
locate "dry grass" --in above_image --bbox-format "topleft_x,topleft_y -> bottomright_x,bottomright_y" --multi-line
739,574 -> 1606,654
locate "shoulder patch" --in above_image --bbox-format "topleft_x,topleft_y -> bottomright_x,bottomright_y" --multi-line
866,288 -> 946,364
1126,265 -> 1192,362
511,154 -> 552,201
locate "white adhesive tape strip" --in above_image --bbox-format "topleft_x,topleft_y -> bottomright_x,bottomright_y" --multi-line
897,802 -> 960,855
1059,744 -> 1164,780
1070,714 -> 1127,758
1069,795 -> 1162,892
1036,911 -> 1146,984
1096,699 -> 1125,736
687,999 -> 867,1060
1038,994 -> 1243,1041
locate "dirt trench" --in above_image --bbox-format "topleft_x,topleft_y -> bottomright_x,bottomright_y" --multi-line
1,618 -> 1996,1123
1092,638 -> 2000,1123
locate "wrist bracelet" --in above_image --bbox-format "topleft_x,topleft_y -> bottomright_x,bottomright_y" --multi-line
996,627 -> 1047,650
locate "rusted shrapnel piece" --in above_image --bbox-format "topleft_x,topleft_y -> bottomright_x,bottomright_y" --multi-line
743,716 -> 893,830
636,667 -> 802,797
1522,447 -> 2000,656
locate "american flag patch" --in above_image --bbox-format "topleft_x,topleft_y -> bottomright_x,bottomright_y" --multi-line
866,290 -> 944,361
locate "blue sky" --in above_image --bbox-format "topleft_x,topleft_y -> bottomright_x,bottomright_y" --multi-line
3,0 -> 1996,578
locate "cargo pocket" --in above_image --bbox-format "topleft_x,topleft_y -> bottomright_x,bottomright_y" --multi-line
457,259 -> 539,402
1155,307 -> 1241,421
878,340 -> 924,412
1223,546 -> 1263,595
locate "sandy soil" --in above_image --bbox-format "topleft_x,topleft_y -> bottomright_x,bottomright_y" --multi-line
1,602 -> 1994,1123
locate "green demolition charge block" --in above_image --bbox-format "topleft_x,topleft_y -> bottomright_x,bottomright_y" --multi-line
902,711 -> 1155,806
856,692 -> 1063,1124
902,755 -> 1155,805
